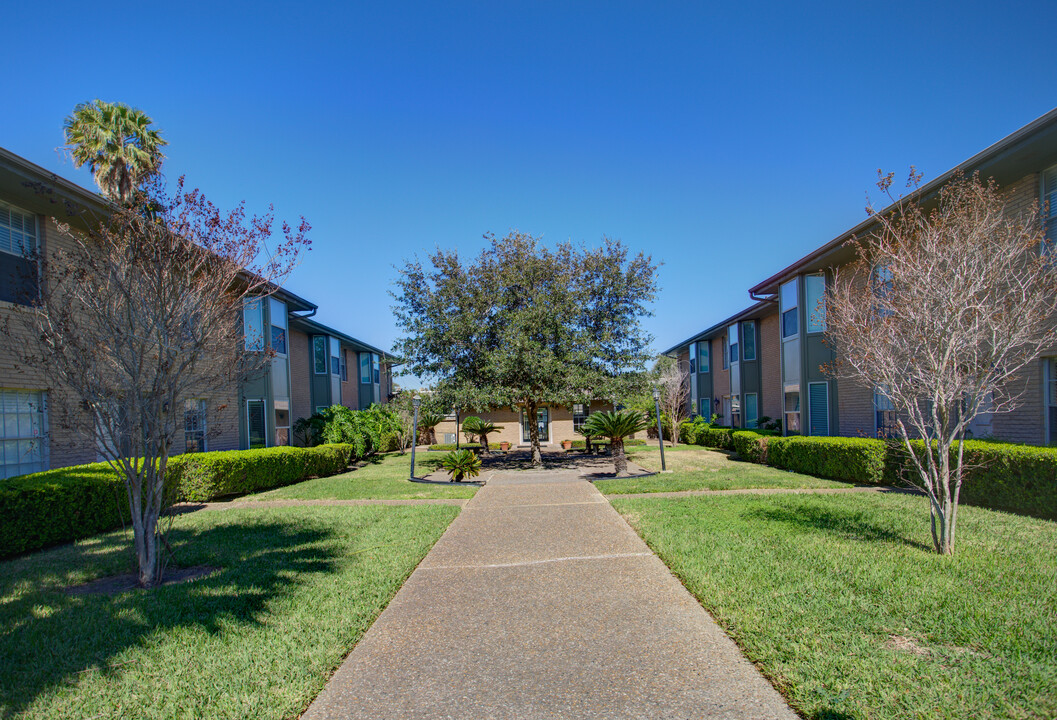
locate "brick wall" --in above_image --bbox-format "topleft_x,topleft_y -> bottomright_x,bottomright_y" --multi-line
340,348 -> 359,410
289,329 -> 312,440
711,336 -> 729,422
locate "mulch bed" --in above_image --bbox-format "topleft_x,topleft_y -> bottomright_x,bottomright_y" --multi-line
64,565 -> 220,596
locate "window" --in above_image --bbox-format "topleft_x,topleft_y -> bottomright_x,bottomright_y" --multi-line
269,297 -> 287,354
247,400 -> 267,449
728,323 -> 739,364
340,351 -> 348,382
874,386 -> 898,439
872,264 -> 894,317
521,407 -> 550,442
785,391 -> 801,434
372,353 -> 380,384
360,353 -> 371,383
573,403 -> 589,432
698,342 -> 710,373
1044,166 -> 1057,250
808,382 -> 829,436
688,342 -> 696,375
743,321 -> 756,361
243,298 -> 264,351
330,337 -> 341,376
722,336 -> 729,369
805,274 -> 826,332
184,399 -> 207,453
729,395 -> 741,428
313,336 -> 327,374
699,396 -> 711,419
780,279 -> 798,338
744,393 -> 758,428
0,390 -> 47,479
0,201 -> 37,258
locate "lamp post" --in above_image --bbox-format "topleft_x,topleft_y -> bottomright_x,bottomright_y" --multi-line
409,396 -> 421,480
652,387 -> 666,472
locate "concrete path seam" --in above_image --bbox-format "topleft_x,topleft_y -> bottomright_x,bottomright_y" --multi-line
608,484 -> 913,500
461,499 -> 609,510
417,551 -> 654,571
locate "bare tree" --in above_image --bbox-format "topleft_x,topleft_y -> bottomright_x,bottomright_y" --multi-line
656,356 -> 690,446
6,178 -> 308,586
825,171 -> 1057,554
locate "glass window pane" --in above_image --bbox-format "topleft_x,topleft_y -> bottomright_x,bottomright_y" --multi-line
243,298 -> 263,351
780,278 -> 798,312
745,394 -> 758,428
268,297 -> 287,329
271,325 -> 287,355
782,309 -> 798,338
743,321 -> 756,360
360,353 -> 371,383
314,337 -> 327,374
806,275 -> 826,332
698,343 -> 709,373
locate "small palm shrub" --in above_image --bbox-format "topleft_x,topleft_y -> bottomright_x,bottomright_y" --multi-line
440,449 -> 482,482
417,410 -> 445,445
461,416 -> 501,453
582,409 -> 648,476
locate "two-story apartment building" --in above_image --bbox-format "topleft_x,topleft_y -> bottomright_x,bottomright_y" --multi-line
0,145 -> 393,477
669,107 -> 1057,444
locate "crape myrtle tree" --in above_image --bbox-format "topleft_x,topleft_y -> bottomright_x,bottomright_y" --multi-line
655,354 -> 690,445
392,231 -> 658,466
825,170 -> 1057,555
8,177 -> 309,587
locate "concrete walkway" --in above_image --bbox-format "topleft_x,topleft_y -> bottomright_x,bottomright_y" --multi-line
301,468 -> 797,719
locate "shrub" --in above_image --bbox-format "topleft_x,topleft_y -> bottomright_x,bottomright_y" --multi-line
170,444 -> 358,502
695,426 -> 735,450
883,439 -> 1057,520
0,463 -> 130,557
767,436 -> 887,485
439,449 -> 482,481
299,404 -> 403,456
732,431 -> 770,463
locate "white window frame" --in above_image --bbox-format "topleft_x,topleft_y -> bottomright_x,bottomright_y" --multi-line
184,398 -> 208,453
0,389 -> 48,479
573,403 -> 589,432
0,200 -> 38,259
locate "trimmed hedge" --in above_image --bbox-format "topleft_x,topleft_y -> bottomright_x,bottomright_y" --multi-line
0,464 -> 129,558
767,436 -> 888,485
732,431 -> 769,464
0,443 -> 360,558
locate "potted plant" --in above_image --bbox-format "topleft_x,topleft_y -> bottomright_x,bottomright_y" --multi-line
440,449 -> 482,482
561,439 -> 573,450
499,440 -> 511,451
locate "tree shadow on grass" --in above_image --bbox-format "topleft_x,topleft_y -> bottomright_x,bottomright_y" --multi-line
745,502 -> 932,552
0,518 -> 340,716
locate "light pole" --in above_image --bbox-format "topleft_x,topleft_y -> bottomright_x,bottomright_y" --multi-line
409,396 -> 421,480
652,387 -> 667,472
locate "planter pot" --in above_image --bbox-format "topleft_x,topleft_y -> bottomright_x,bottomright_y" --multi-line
499,442 -> 511,451
561,440 -> 573,450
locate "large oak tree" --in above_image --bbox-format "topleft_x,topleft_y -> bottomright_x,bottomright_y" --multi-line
392,231 -> 658,466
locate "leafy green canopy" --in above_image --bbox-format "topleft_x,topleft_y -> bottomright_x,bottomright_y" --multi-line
391,232 -> 658,416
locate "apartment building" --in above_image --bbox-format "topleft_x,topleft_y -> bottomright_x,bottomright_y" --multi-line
0,146 -> 393,477
668,107 -> 1057,443
434,401 -> 615,448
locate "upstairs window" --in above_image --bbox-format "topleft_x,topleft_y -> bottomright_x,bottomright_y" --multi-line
330,338 -> 341,376
728,323 -> 739,364
360,353 -> 371,383
805,274 -> 826,332
269,297 -> 287,355
372,353 -> 380,384
698,342 -> 710,373
243,298 -> 263,351
0,202 -> 37,258
743,321 -> 756,361
688,342 -> 696,375
313,336 -> 327,374
780,279 -> 798,338
1044,165 -> 1057,250
340,351 -> 348,382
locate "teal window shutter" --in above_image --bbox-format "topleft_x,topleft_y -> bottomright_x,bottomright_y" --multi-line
808,382 -> 829,436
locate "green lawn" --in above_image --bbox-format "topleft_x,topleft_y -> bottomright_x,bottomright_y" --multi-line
595,445 -> 852,494
0,504 -> 458,719
611,491 -> 1057,720
246,451 -> 478,501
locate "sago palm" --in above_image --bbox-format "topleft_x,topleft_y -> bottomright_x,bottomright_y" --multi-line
582,409 -> 647,476
461,416 -> 501,453
63,100 -> 167,204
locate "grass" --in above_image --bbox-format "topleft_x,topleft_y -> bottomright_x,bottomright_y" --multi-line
594,444 -> 853,494
0,503 -> 459,719
245,451 -> 478,501
611,491 -> 1057,720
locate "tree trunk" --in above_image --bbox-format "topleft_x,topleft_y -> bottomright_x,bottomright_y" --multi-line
527,399 -> 542,467
613,437 -> 627,476
481,432 -> 490,455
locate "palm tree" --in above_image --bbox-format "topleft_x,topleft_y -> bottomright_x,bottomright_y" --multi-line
461,416 -> 501,454
63,100 -> 167,204
582,409 -> 647,477
417,410 -> 445,445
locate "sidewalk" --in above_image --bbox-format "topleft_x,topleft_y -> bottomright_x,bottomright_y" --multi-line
301,467 -> 797,719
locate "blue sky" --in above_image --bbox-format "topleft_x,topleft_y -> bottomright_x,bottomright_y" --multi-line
3,1 -> 1055,386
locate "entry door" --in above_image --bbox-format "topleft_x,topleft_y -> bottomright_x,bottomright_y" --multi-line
522,408 -> 550,442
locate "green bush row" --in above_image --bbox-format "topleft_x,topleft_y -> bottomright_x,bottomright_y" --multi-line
0,443 -> 361,558
728,432 -> 1057,521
